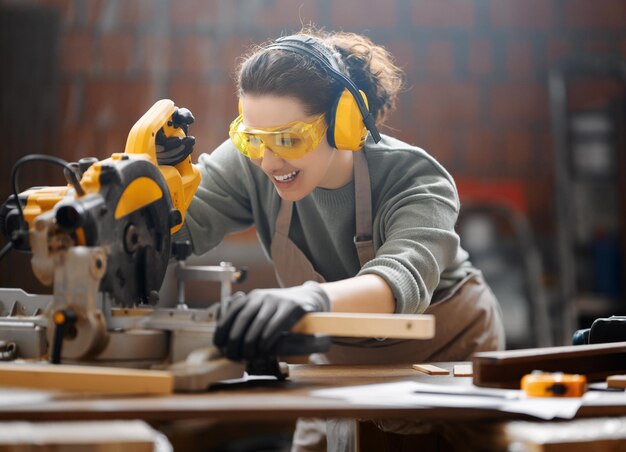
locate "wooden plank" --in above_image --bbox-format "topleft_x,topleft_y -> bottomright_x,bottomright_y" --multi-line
412,364 -> 450,375
453,364 -> 473,377
473,342 -> 626,389
0,420 -> 160,450
292,313 -> 435,339
504,418 -> 626,451
0,363 -> 173,395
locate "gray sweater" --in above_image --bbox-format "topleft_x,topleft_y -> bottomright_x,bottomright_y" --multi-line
177,134 -> 475,314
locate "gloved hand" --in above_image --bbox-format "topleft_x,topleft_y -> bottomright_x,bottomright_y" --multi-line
214,281 -> 331,361
155,131 -> 196,166
155,107 -> 196,166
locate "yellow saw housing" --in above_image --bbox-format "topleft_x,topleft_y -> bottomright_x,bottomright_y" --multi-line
20,99 -> 200,235
123,99 -> 200,233
3,99 -> 202,304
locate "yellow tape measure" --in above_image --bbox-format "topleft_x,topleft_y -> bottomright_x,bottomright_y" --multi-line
521,371 -> 587,397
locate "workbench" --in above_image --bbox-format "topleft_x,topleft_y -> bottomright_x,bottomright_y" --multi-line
1,362 -> 625,451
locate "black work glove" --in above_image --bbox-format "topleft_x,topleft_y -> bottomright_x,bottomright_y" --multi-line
155,107 -> 196,166
214,281 -> 331,361
155,131 -> 196,166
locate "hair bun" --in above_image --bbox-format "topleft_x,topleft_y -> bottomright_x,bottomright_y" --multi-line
323,31 -> 404,125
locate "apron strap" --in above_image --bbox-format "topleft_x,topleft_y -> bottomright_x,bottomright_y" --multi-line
272,199 -> 326,287
275,197 -> 293,237
271,151 -> 376,286
353,152 -> 375,266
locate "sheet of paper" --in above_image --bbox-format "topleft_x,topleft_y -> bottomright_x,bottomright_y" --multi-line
312,381 -> 506,409
501,398 -> 582,420
313,381 -> 518,400
0,388 -> 55,407
583,389 -> 626,406
311,381 -> 584,419
351,392 -> 505,409
410,381 -> 519,399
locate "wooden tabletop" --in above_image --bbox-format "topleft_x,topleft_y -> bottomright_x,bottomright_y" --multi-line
0,362 -> 624,422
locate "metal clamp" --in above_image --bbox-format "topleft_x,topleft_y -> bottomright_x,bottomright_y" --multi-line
176,261 -> 246,317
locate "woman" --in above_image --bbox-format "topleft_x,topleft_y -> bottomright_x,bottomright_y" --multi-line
178,29 -> 505,451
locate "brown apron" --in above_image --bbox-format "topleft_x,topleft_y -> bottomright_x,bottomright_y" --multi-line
271,152 -> 505,364
271,152 -> 505,451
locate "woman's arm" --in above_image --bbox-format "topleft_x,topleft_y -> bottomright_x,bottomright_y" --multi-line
180,141 -> 255,254
214,275 -> 395,360
322,274 -> 395,314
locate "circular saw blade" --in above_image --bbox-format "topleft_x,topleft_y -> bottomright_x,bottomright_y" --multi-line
83,158 -> 173,307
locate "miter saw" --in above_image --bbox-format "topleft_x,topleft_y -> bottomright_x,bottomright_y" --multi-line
0,99 -> 435,392
0,99 -> 331,390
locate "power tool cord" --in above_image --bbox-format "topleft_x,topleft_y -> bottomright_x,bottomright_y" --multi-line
1,155 -> 83,261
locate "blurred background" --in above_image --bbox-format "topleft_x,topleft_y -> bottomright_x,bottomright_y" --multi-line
1,0 -> 626,349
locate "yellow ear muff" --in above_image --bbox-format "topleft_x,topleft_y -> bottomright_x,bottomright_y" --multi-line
329,89 -> 369,151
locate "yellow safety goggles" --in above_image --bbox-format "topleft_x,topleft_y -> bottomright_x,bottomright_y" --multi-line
229,114 -> 328,160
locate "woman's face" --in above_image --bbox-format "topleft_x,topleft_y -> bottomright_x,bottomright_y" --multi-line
240,94 -> 352,202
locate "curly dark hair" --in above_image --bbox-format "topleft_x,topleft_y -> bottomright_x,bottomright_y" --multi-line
236,28 -> 404,126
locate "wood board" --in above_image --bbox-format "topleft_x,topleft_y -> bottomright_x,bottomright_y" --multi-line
607,375 -> 626,389
292,313 -> 435,339
0,363 -> 173,395
472,342 -> 626,389
453,364 -> 473,377
412,364 -> 450,375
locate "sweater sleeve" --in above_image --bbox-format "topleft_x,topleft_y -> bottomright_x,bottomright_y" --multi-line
357,151 -> 462,315
176,140 -> 255,256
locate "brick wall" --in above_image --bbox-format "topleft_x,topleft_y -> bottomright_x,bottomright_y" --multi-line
4,0 -> 626,237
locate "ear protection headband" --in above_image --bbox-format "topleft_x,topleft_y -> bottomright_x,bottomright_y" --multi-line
264,35 -> 381,151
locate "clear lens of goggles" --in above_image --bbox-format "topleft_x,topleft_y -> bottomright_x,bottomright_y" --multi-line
229,114 -> 327,160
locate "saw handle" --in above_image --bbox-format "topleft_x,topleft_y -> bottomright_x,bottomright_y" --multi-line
50,308 -> 78,364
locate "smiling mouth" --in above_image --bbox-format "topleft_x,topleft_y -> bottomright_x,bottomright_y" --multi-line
273,170 -> 300,183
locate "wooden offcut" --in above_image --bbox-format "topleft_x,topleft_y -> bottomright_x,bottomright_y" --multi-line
607,375 -> 626,389
453,364 -> 473,377
0,420 -> 161,451
412,364 -> 450,375
0,363 -> 173,395
292,313 -> 435,339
